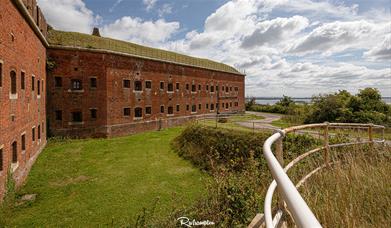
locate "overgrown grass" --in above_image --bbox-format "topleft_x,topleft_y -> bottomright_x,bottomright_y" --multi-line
2,127 -> 207,227
301,145 -> 391,227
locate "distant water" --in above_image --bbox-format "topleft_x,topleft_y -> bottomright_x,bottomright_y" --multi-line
252,97 -> 391,105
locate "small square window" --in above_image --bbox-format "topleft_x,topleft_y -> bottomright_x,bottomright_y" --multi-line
55,77 -> 62,87
135,107 -> 142,118
55,110 -> 62,120
134,81 -> 142,91
71,79 -> 82,90
90,109 -> 97,119
146,106 -> 152,115
168,106 -> 174,115
123,108 -> 131,116
160,105 -> 164,113
168,83 -> 174,92
72,112 -> 82,122
90,78 -> 97,88
123,79 -> 130,88
176,105 -> 180,112
160,82 -> 164,90
210,104 -> 215,110
145,81 -> 152,89
21,72 -> 25,90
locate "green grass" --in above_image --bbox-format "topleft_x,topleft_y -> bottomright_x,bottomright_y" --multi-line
3,127 -> 207,227
196,114 -> 270,133
48,30 -> 240,75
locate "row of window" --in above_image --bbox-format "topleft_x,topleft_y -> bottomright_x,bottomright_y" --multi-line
53,101 -> 239,123
0,63 -> 43,97
52,76 -> 239,93
0,124 -> 43,172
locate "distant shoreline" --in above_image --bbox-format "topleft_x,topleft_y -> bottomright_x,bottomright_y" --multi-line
247,97 -> 391,105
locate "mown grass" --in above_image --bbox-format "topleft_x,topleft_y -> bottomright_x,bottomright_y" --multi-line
300,145 -> 391,227
1,127 -> 207,227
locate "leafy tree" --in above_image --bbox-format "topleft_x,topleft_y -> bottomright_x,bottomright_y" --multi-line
276,95 -> 294,107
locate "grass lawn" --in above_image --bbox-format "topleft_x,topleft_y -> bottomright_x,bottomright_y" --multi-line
4,127 -> 207,227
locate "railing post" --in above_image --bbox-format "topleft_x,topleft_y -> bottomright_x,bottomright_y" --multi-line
368,124 -> 374,151
324,122 -> 330,167
275,132 -> 284,210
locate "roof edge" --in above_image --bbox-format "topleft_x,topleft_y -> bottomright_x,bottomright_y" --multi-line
49,45 -> 246,76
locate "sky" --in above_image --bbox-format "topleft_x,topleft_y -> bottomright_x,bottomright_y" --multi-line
36,0 -> 391,97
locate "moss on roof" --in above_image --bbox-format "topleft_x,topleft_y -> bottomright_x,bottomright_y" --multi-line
48,30 -> 242,75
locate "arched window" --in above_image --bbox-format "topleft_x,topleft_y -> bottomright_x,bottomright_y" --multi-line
10,70 -> 17,94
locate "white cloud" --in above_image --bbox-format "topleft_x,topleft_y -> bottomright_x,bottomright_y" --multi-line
364,34 -> 391,60
143,0 -> 157,11
101,17 -> 179,45
289,20 -> 389,55
37,0 -> 98,33
241,16 -> 309,48
109,0 -> 123,13
158,3 -> 172,17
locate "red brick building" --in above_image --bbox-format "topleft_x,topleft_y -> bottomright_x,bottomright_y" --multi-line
0,0 -> 245,199
0,0 -> 48,198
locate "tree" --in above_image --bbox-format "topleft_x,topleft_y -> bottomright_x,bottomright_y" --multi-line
276,95 -> 294,107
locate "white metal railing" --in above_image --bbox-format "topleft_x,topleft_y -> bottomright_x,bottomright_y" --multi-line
262,123 -> 385,228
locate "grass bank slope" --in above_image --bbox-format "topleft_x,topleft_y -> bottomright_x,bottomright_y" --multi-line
3,127 -> 207,227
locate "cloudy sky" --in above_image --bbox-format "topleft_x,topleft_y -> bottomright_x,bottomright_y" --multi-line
37,0 -> 390,97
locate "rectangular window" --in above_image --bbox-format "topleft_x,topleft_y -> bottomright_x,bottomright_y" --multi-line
230,102 -> 232,107
21,134 -> 26,151
198,84 -> 201,91
123,79 -> 131,88
0,149 -> 3,171
235,102 -> 238,107
90,77 -> 97,88
55,77 -> 62,87
186,84 -> 189,90
176,82 -> 180,90
123,108 -> 131,116
90,109 -> 97,119
160,81 -> 164,90
10,71 -> 17,94
71,79 -> 82,90
55,110 -> 62,120
0,62 -> 2,87
32,76 -> 35,91
12,142 -> 17,163
176,104 -> 180,112
198,104 -> 202,110
21,72 -> 25,90
160,105 -> 164,113
168,106 -> 174,115
235,87 -> 238,91
145,81 -> 152,89
192,84 -> 196,92
226,86 -> 229,93
32,127 -> 35,141
192,105 -> 196,113
216,85 -> 219,91
206,85 -> 209,91
38,125 -> 41,139
134,81 -> 142,91
134,107 -> 142,118
210,86 -> 214,92
71,112 -> 82,122
146,106 -> 152,115
226,103 -> 229,109
206,103 -> 209,109
230,87 -> 232,91
186,104 -> 189,111
37,80 -> 41,95
211,104 -> 215,110
167,83 -> 173,92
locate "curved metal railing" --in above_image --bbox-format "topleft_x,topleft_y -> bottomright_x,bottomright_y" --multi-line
262,123 -> 385,228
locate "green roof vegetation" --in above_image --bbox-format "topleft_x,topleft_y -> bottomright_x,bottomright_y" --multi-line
48,30 -> 242,75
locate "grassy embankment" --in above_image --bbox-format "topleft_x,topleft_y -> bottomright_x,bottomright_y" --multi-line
1,126 -> 207,227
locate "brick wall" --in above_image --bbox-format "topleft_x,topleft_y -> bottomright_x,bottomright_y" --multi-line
47,48 -> 245,138
0,0 -> 47,199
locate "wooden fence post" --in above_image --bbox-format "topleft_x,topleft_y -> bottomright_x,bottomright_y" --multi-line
368,124 -> 374,151
324,123 -> 330,167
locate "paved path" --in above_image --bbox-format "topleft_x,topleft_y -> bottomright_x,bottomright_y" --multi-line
236,111 -> 282,131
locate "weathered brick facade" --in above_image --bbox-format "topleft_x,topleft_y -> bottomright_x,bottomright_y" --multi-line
0,0 -> 245,200
0,0 -> 47,198
47,48 -> 245,138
